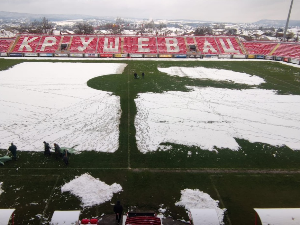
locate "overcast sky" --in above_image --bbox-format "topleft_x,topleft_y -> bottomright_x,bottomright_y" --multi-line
1,0 -> 300,23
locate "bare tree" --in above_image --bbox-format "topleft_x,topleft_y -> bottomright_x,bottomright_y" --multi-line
74,22 -> 94,35
194,27 -> 213,36
16,17 -> 53,34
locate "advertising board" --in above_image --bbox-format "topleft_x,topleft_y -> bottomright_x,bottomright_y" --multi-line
291,58 -> 300,64
283,57 -> 290,62
70,53 -> 83,57
54,53 -> 68,57
100,54 -> 113,58
159,54 -> 173,58
247,55 -> 255,59
188,55 -> 201,58
85,53 -> 98,58
265,55 -> 274,60
39,53 -> 53,57
232,55 -> 246,59
204,55 -> 218,58
218,54 -> 231,59
114,54 -> 128,58
9,53 -> 23,57
24,53 -> 38,57
0,53 -> 8,57
256,55 -> 265,59
144,54 -> 158,58
130,54 -> 143,58
275,56 -> 283,61
174,54 -> 187,58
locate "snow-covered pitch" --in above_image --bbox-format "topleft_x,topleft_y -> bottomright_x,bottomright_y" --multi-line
0,62 -> 126,152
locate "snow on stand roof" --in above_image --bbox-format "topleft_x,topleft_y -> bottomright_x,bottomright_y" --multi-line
254,208 -> 300,225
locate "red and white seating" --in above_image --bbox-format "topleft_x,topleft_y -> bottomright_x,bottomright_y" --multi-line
195,37 -> 220,55
242,42 -> 278,55
0,39 -> 14,53
69,36 -> 98,53
157,37 -> 187,54
271,43 -> 300,59
11,35 -> 42,53
97,36 -> 122,53
215,37 -> 243,54
123,36 -> 157,54
35,36 -> 62,53
4,34 -> 300,59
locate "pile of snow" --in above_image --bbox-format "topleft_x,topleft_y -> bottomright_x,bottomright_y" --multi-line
0,182 -> 3,195
0,62 -> 126,152
175,189 -> 225,225
158,67 -> 265,85
61,173 -> 122,207
135,86 -> 300,153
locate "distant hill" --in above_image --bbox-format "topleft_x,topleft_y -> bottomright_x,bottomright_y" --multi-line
254,19 -> 300,27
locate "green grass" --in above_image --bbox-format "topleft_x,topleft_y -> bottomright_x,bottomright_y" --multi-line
0,58 -> 300,224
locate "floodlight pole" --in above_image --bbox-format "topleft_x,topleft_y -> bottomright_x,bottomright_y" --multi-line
283,0 -> 294,42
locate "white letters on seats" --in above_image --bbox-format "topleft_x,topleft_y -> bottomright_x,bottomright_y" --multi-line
103,38 -> 119,52
166,38 -> 179,52
138,38 -> 150,52
18,37 -> 38,51
219,39 -> 239,53
203,40 -> 217,53
40,37 -> 57,51
78,37 -> 94,51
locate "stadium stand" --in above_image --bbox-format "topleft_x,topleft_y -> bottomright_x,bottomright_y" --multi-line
0,39 -> 14,53
1,34 -> 300,61
35,36 -> 62,53
242,42 -> 278,55
98,36 -> 122,53
271,43 -> 300,59
215,37 -> 243,54
195,37 -> 220,55
69,36 -> 99,53
11,35 -> 42,53
157,37 -> 187,54
123,36 -> 157,53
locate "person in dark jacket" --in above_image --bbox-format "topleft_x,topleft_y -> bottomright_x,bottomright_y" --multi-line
43,141 -> 51,156
8,143 -> 17,160
62,149 -> 69,166
54,143 -> 61,159
113,200 -> 123,224
142,72 -> 145,79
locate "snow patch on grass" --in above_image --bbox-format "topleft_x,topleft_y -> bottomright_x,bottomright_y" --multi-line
61,173 -> 122,208
135,87 -> 300,153
158,66 -> 265,85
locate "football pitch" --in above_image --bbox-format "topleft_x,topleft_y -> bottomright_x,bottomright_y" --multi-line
0,58 -> 300,224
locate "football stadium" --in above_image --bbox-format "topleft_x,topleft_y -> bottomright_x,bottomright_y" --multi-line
1,5 -> 300,225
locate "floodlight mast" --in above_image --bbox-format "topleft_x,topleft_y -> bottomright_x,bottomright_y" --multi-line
283,0 -> 294,42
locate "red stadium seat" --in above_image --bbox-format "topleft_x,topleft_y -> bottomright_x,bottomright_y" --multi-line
90,218 -> 98,224
81,218 -> 90,224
